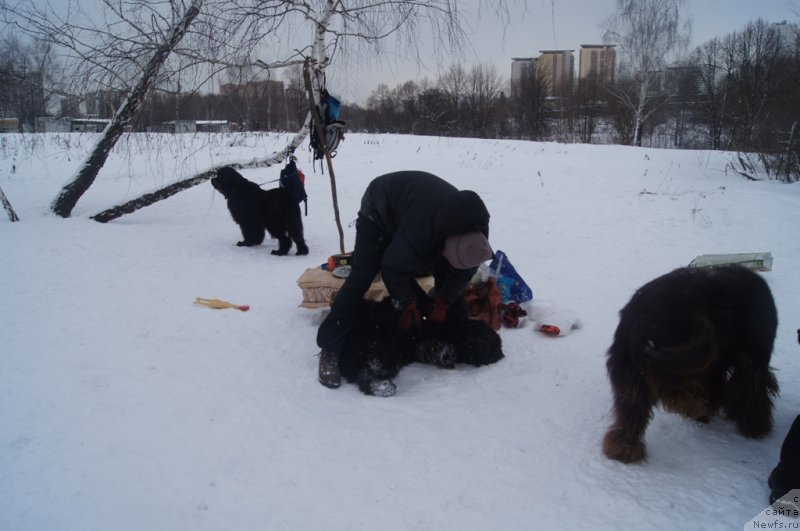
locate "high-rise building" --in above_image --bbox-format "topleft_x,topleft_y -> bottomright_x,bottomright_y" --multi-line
510,57 -> 538,97
578,45 -> 616,86
538,50 -> 574,97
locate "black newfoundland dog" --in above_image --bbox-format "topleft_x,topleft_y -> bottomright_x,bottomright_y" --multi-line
211,166 -> 308,255
339,291 -> 504,397
603,265 -> 779,463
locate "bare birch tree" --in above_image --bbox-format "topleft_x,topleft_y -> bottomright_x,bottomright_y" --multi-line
0,185 -> 20,222
53,1 -> 203,217
603,0 -> 690,146
4,0 -> 512,219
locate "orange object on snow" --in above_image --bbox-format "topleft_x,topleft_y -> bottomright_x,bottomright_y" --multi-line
195,297 -> 249,311
540,324 -> 561,335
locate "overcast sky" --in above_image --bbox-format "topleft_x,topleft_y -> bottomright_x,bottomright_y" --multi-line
6,0 -> 799,104
330,0 -> 799,103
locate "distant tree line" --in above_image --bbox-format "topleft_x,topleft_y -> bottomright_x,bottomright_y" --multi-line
1,19 -> 798,182
345,19 -> 799,182
0,34 -> 58,130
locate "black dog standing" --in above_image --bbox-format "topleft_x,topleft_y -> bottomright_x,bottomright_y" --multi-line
211,166 -> 308,255
603,265 -> 779,463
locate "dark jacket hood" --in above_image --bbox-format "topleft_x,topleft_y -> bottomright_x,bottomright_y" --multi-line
433,189 -> 490,242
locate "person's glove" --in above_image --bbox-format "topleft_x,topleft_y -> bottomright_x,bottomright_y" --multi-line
428,296 -> 449,324
398,301 -> 422,331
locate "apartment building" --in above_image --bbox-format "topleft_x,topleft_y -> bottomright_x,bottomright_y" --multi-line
578,45 -> 616,85
537,50 -> 574,97
510,57 -> 538,96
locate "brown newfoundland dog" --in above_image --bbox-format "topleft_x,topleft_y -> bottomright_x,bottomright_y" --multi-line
211,166 -> 308,255
603,265 -> 779,463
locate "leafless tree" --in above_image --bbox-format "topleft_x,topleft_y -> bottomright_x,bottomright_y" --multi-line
690,38 -> 734,150
465,63 -> 503,138
4,0 -> 515,219
0,33 -> 60,131
509,64 -> 548,140
603,0 -> 690,146
283,65 -> 307,131
724,19 -> 784,150
437,63 -> 469,121
570,73 -> 606,144
414,78 -> 450,135
0,185 -> 20,221
52,0 -> 204,217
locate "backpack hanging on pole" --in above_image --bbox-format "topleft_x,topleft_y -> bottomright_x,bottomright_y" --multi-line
309,89 -> 346,170
280,156 -> 308,215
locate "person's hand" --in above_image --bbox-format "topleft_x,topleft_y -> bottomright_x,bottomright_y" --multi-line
398,301 -> 422,331
428,296 -> 449,323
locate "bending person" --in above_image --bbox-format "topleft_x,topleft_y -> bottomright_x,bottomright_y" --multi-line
316,170 -> 493,389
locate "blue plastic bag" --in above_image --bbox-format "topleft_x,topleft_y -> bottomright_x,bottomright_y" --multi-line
488,250 -> 533,304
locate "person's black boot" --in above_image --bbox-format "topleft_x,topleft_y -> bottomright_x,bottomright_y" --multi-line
318,349 -> 341,389
769,415 -> 800,504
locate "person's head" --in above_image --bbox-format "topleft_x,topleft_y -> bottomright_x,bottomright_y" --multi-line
435,189 -> 492,269
434,190 -> 493,269
435,190 -> 490,234
442,230 -> 493,270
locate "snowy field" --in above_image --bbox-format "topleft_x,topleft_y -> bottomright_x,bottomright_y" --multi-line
1,131 -> 799,530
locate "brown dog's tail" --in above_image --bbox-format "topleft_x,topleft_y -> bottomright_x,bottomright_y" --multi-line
643,312 -> 718,375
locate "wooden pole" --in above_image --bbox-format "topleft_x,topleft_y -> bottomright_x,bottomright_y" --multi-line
304,58 -> 345,254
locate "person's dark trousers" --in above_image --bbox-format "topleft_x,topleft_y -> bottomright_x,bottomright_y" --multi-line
769,415 -> 800,504
317,215 -> 387,355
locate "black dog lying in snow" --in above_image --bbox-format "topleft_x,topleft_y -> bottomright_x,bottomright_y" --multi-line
603,265 -> 779,463
211,166 -> 308,255
338,291 -> 504,397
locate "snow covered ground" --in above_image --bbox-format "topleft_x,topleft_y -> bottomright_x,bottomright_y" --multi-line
1,132 -> 798,530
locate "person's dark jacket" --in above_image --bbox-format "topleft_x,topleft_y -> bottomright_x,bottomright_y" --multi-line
358,170 -> 490,306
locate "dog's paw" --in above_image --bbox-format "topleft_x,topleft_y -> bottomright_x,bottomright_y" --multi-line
416,341 -> 456,369
366,379 -> 396,397
236,241 -> 247,246
296,246 -> 309,256
735,415 -> 773,439
602,430 -> 647,463
271,249 -> 288,256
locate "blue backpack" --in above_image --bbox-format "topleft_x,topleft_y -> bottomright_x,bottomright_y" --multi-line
310,89 -> 346,164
